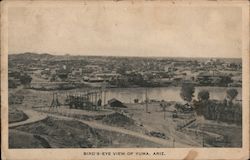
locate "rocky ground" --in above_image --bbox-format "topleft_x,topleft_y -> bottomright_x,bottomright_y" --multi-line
9,117 -> 161,148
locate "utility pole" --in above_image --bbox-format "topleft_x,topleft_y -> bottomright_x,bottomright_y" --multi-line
95,91 -> 97,110
164,110 -> 166,120
173,137 -> 175,148
202,127 -> 205,147
104,90 -> 106,106
145,88 -> 148,113
102,82 -> 106,106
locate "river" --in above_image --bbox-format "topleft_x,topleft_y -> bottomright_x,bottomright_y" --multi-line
54,86 -> 242,104
104,87 -> 242,103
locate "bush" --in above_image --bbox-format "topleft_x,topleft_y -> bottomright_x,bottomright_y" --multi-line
226,89 -> 238,101
193,100 -> 242,125
198,90 -> 210,101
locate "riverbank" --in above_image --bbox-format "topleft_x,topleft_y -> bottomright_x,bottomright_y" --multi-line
30,82 -> 86,91
28,80 -> 242,91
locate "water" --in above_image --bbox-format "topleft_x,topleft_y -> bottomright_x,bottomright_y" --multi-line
56,86 -> 242,104
104,87 -> 242,103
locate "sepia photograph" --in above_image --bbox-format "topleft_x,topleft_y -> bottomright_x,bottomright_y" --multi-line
1,0 -> 249,160
8,51 -> 243,148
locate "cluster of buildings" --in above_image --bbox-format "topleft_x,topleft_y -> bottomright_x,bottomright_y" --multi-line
8,53 -> 242,88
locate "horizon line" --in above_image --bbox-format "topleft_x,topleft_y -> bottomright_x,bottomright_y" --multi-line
9,52 -> 242,59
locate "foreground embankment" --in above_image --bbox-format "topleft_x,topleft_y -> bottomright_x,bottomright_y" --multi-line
9,117 -> 162,148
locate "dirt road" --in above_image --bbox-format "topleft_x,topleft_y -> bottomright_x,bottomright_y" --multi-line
9,109 -> 48,128
47,113 -> 180,147
10,109 -> 193,147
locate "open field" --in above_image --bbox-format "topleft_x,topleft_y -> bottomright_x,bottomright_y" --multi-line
121,103 -> 202,147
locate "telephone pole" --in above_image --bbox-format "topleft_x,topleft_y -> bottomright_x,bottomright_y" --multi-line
145,88 -> 148,113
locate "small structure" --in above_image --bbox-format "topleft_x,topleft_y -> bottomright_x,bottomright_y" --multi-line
172,110 -> 178,118
182,103 -> 193,113
175,102 -> 193,113
108,98 -> 126,108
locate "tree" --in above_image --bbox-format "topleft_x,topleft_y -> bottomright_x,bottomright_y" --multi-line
226,88 -> 238,102
50,74 -> 56,82
97,99 -> 102,106
160,102 -> 170,120
198,90 -> 210,102
219,76 -> 233,86
194,90 -> 210,118
8,79 -> 17,88
134,99 -> 139,103
19,74 -> 32,87
160,103 -> 167,111
180,83 -> 195,102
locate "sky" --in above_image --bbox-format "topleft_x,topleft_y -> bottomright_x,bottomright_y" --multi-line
8,2 -> 242,58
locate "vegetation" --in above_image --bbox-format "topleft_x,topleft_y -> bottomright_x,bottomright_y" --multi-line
9,109 -> 28,123
8,79 -> 18,88
102,112 -> 134,127
180,83 -> 195,102
226,89 -> 238,102
194,89 -> 241,124
9,93 -> 24,105
160,102 -> 170,119
8,72 -> 32,88
20,73 -> 32,86
198,90 -> 210,102
219,76 -> 233,87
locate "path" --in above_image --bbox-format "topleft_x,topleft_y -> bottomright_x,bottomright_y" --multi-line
47,113 -> 180,147
9,109 -> 47,128
11,108 -> 193,147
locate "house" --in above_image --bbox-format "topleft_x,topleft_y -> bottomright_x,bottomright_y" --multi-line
84,65 -> 102,72
72,68 -> 82,76
108,98 -> 126,108
95,73 -> 121,81
179,103 -> 194,113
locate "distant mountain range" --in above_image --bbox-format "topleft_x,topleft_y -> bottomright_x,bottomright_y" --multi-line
9,52 -> 54,60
